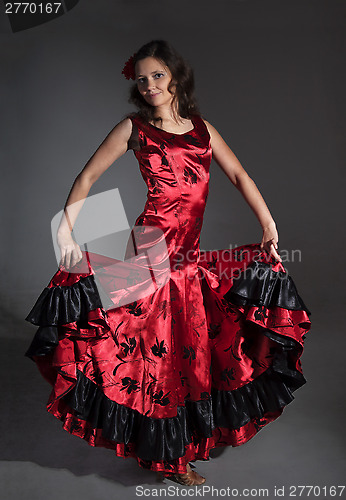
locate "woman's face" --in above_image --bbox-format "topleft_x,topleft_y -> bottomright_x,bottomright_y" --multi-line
135,56 -> 176,108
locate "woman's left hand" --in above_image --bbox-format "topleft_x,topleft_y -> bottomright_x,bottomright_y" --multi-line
260,221 -> 282,262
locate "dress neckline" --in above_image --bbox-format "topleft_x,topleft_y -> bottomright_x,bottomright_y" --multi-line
144,115 -> 196,136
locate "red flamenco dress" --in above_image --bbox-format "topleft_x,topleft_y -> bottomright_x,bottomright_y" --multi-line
24,113 -> 312,477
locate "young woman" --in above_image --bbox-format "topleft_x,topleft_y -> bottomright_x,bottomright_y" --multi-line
25,40 -> 311,487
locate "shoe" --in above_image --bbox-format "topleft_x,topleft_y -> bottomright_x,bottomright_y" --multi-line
166,463 -> 206,486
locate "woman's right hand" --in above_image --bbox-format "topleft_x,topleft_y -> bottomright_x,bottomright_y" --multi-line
57,231 -> 83,270
260,221 -> 282,263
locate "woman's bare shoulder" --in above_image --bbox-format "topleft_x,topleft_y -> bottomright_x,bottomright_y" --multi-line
200,118 -> 236,156
201,118 -> 217,136
201,118 -> 233,146
106,115 -> 134,143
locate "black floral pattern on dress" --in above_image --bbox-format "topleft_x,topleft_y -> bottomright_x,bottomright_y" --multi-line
184,135 -> 203,147
208,323 -> 221,339
206,255 -> 217,271
120,335 -> 136,356
254,306 -> 269,323
182,346 -> 196,365
126,301 -> 143,316
192,317 -> 206,338
151,337 -> 168,358
80,351 -> 94,376
156,300 -> 168,320
183,166 -> 198,184
250,346 -> 276,370
229,344 -> 242,362
111,321 -> 124,347
253,417 -> 267,432
139,133 -> 147,149
146,373 -> 158,395
152,389 -> 171,406
219,298 -> 241,317
120,376 -> 140,394
113,355 -> 128,376
220,367 -> 236,385
148,176 -> 164,194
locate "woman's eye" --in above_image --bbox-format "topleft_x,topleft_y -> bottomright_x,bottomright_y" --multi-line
137,73 -> 164,84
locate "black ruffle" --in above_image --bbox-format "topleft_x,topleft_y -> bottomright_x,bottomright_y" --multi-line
224,261 -> 311,314
24,275 -> 103,327
25,326 -> 59,358
60,328 -> 305,462
24,274 -> 109,359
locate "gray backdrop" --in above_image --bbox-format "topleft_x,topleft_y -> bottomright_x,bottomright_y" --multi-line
1,1 -> 345,499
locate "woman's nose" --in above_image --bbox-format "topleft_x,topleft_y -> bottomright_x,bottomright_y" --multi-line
146,78 -> 156,90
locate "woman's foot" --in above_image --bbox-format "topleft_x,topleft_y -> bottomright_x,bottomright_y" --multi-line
166,463 -> 206,486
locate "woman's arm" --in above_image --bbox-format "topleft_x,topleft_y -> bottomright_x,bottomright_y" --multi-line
57,117 -> 133,268
203,119 -> 282,262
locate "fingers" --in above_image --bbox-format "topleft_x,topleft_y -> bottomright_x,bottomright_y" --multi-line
59,244 -> 83,270
269,242 -> 282,262
59,248 -> 66,268
67,249 -> 83,269
71,248 -> 83,267
260,239 -> 282,262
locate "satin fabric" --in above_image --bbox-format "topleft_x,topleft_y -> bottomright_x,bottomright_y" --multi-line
25,113 -> 311,476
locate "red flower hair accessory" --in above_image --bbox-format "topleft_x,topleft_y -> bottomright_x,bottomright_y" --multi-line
121,53 -> 137,80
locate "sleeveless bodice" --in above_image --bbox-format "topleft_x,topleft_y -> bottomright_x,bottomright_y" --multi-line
127,113 -> 213,267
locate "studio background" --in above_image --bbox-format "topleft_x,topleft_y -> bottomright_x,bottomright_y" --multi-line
1,1 -> 345,499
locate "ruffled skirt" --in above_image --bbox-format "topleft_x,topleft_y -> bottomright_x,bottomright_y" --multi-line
24,242 -> 311,476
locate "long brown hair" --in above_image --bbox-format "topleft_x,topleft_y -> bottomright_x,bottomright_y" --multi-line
126,40 -> 201,125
